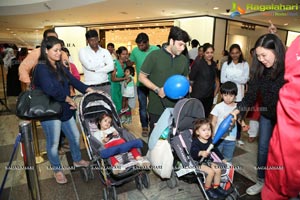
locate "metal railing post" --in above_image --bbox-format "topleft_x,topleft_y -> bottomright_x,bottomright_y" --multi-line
19,121 -> 41,200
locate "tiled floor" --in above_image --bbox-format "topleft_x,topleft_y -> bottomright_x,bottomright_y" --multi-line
0,96 -> 262,200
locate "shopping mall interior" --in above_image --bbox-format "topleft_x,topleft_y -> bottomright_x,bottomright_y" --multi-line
0,1 -> 300,199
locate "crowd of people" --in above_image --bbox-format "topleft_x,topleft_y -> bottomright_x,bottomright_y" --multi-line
0,21 -> 298,199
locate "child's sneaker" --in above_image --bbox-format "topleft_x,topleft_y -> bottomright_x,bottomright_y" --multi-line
112,164 -> 125,175
206,188 -> 223,199
236,140 -> 245,146
136,157 -> 151,169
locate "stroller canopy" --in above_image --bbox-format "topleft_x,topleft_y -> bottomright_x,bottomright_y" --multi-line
173,98 -> 205,132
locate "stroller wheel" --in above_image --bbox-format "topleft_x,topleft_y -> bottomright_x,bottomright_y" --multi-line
103,188 -> 108,200
87,166 -> 94,180
135,176 -> 143,191
108,186 -> 118,200
225,193 -> 235,200
141,172 -> 150,189
166,171 -> 178,189
80,167 -> 89,182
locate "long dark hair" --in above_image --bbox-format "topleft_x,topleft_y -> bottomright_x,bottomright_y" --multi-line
251,34 -> 285,80
116,46 -> 128,59
227,44 -> 245,65
39,36 -> 68,84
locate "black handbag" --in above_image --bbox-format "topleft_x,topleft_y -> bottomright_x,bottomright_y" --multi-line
16,67 -> 62,120
16,89 -> 62,120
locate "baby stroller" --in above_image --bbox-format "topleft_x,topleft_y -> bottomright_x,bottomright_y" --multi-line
148,98 -> 239,200
77,91 -> 150,200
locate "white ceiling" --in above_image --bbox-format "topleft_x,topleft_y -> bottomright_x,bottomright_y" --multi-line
0,0 -> 299,48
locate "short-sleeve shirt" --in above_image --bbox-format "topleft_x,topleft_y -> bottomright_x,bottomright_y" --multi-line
210,101 -> 237,141
140,47 -> 189,115
129,45 -> 159,86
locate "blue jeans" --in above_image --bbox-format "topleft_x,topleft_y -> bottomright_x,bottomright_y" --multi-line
137,86 -> 149,128
217,140 -> 236,163
41,117 -> 82,172
257,115 -> 275,179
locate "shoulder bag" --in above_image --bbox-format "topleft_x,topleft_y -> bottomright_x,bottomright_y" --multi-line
16,66 -> 62,120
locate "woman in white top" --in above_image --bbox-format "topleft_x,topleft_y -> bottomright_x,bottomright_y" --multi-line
221,44 -> 249,102
221,44 -> 249,145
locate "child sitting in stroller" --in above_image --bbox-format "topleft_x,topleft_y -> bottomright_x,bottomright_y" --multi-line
93,113 -> 150,174
190,118 -> 229,199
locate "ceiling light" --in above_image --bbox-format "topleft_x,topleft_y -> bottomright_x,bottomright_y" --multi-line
284,23 -> 288,26
213,7 -> 219,10
136,16 -> 141,19
6,28 -> 10,30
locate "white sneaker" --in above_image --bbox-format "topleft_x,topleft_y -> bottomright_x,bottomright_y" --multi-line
237,140 -> 245,146
246,181 -> 264,195
112,164 -> 126,175
136,157 -> 151,169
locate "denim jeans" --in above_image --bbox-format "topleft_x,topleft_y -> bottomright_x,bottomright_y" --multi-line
257,115 -> 275,179
217,140 -> 236,163
41,117 -> 82,172
137,86 -> 149,128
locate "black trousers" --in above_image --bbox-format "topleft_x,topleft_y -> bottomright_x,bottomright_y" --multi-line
148,113 -> 161,137
199,96 -> 214,118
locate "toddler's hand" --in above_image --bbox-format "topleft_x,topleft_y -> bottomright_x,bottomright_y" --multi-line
201,151 -> 210,158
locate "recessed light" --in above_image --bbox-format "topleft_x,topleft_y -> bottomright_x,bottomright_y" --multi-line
6,28 -> 10,30
136,16 -> 141,19
213,7 -> 219,10
284,23 -> 288,26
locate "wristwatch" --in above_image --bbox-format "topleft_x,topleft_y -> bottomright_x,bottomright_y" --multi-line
154,87 -> 160,94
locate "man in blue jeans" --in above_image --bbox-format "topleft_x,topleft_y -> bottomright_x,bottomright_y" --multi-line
128,33 -> 159,137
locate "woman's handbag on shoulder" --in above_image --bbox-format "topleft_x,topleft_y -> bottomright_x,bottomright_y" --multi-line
16,89 -> 62,120
16,66 -> 62,120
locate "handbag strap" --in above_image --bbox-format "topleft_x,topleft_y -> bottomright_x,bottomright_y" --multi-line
30,65 -> 38,90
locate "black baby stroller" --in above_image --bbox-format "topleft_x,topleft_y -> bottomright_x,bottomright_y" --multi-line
148,98 -> 239,200
77,91 -> 150,200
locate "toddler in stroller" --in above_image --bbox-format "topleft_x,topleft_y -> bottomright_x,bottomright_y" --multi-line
148,98 -> 239,200
190,118 -> 229,199
77,91 -> 151,199
93,113 -> 150,174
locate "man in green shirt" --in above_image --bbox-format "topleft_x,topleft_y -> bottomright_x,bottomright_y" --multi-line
139,26 -> 190,134
129,33 -> 159,137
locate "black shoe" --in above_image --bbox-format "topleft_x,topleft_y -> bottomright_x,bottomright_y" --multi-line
206,188 -> 223,199
214,186 -> 230,197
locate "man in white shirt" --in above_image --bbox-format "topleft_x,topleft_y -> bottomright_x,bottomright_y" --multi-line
79,29 -> 114,94
188,39 -> 200,61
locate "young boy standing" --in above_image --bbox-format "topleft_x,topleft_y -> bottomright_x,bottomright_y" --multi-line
210,81 -> 238,163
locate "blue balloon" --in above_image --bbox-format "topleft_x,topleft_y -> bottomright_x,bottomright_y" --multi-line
164,75 -> 189,99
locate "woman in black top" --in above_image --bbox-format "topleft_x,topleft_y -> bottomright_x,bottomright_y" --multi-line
189,43 -> 220,118
232,33 -> 285,196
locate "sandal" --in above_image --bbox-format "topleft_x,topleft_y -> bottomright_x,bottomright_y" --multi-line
54,171 -> 67,184
73,160 -> 90,167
